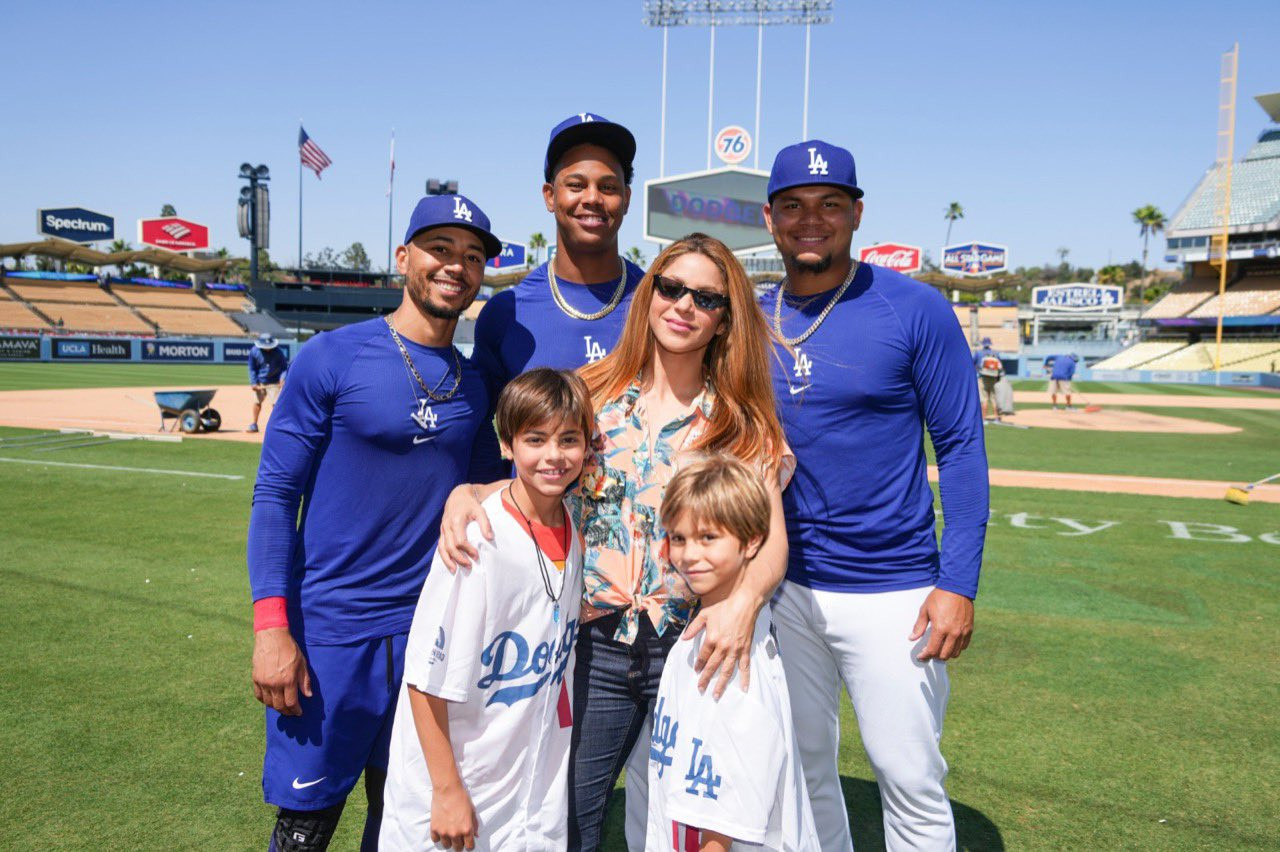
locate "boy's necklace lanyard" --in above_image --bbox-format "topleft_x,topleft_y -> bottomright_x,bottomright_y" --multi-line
506,485 -> 568,623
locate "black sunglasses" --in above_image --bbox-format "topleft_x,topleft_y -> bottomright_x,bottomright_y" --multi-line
652,275 -> 730,311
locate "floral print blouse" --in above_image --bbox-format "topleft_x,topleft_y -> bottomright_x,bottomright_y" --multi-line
568,379 -> 714,644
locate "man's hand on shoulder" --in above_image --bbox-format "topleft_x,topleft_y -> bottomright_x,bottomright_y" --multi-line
251,627 -> 311,716
910,588 -> 974,662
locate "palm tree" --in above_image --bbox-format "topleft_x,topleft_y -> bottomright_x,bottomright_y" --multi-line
625,246 -> 646,268
528,232 -> 547,266
944,202 -> 964,246
108,239 -> 131,279
160,204 -> 177,217
1132,204 -> 1166,307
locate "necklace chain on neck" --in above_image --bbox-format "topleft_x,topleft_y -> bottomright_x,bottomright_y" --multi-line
384,316 -> 462,402
548,256 -> 627,321
505,484 -> 568,617
772,261 -> 859,347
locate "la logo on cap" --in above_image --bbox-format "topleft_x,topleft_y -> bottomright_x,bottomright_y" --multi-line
807,146 -> 829,175
578,113 -> 597,123
452,197 -> 473,223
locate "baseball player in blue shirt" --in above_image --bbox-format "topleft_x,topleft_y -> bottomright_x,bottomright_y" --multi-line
761,141 -> 990,851
246,194 -> 499,851
1047,353 -> 1079,410
470,112 -> 645,481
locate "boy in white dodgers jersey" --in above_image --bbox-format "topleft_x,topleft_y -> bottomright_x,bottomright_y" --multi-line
380,368 -> 593,851
647,457 -> 819,851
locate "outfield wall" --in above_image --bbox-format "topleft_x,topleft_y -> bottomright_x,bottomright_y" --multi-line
1018,360 -> 1280,389
0,333 -> 295,363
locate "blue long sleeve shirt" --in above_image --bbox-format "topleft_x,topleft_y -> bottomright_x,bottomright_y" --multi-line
246,319 -> 489,644
469,259 -> 644,480
762,264 -> 989,599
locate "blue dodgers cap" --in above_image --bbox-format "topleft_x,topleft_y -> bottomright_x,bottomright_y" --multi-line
767,139 -> 864,201
403,194 -> 502,259
544,112 -> 637,183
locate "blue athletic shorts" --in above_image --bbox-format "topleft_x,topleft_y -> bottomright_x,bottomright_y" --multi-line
262,633 -> 407,810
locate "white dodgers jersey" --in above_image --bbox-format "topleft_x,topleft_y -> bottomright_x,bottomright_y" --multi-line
646,609 -> 819,851
380,491 -> 583,851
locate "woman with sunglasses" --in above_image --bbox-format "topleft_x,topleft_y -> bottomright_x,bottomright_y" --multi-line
436,233 -> 791,851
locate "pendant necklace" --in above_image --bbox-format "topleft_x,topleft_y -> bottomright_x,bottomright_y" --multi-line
549,256 -> 627,321
385,316 -> 463,406
506,484 -> 569,623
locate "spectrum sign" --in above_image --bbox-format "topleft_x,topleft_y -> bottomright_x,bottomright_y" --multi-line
858,242 -> 922,274
37,207 -> 115,243
138,217 -> 210,252
942,242 -> 1009,276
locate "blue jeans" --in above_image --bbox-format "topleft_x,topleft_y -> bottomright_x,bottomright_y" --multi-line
568,611 -> 679,852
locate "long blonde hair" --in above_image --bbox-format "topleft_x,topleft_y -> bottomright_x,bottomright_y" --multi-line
579,233 -> 785,472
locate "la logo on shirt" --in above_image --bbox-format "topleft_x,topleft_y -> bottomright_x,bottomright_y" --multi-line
583,335 -> 606,363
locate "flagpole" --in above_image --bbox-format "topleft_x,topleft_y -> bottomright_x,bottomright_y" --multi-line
298,121 -> 304,268
386,129 -> 395,287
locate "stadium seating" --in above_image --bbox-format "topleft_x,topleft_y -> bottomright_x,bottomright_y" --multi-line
7,280 -> 116,305
1143,277 -> 1218,319
141,307 -> 246,337
1189,276 -> 1280,318
112,284 -> 209,310
1091,341 -> 1189,370
38,303 -> 153,334
954,305 -> 1022,351
204,290 -> 250,312
0,292 -> 52,331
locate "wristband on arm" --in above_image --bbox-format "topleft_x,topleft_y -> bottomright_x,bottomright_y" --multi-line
253,596 -> 289,632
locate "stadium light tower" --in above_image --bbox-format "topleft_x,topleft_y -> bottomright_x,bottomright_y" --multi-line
643,1 -> 834,174
238,163 -> 270,285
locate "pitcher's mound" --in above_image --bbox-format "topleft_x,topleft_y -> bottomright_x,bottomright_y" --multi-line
1000,408 -> 1239,434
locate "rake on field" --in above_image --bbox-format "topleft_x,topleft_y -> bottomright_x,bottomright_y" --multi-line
1224,472 -> 1280,506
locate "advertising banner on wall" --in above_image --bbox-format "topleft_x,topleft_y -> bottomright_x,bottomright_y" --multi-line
222,341 -> 291,362
487,241 -> 528,270
713,126 -> 753,166
942,242 -> 1009,276
37,207 -> 115,243
0,336 -> 40,360
137,217 -> 211,252
141,340 -> 213,361
52,338 -> 132,360
858,243 -> 923,274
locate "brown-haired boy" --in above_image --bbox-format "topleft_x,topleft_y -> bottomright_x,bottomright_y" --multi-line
380,368 -> 592,851
647,455 -> 819,851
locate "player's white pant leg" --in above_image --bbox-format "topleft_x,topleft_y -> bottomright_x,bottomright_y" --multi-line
772,581 -> 854,852
820,585 -> 955,852
624,713 -> 651,851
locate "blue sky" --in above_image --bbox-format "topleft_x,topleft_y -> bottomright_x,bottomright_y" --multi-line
3,1 -> 1277,272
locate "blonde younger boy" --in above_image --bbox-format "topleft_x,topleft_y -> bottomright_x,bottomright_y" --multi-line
647,456 -> 819,851
380,368 -> 592,852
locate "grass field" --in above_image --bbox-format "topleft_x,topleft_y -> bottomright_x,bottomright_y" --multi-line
2,366 -> 1278,850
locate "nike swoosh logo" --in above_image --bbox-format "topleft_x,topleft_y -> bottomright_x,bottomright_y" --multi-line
413,435 -> 434,445
292,776 -> 326,790
788,385 -> 811,395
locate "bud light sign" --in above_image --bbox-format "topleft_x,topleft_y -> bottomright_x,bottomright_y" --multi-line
487,241 -> 527,270
1032,283 -> 1123,311
858,242 -> 922,274
942,242 -> 1009,276
38,207 -> 115,243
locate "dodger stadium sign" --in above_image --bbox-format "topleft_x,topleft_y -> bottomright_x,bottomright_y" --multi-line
1032,283 -> 1123,311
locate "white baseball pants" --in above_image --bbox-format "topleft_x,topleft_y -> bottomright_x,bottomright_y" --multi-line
772,581 -> 955,852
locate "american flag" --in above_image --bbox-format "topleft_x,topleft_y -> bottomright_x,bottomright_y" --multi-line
298,127 -> 332,178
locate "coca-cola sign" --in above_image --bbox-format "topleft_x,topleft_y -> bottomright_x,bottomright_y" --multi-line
858,242 -> 922,274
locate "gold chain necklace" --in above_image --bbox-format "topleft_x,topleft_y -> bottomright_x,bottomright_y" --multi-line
772,261 -> 859,347
548,256 -> 627,321
384,316 -> 462,402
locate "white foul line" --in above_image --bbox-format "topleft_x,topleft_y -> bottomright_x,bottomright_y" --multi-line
0,457 -> 243,480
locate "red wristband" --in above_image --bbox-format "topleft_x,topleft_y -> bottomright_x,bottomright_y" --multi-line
253,596 -> 289,632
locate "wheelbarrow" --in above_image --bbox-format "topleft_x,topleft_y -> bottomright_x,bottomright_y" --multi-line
153,389 -> 221,434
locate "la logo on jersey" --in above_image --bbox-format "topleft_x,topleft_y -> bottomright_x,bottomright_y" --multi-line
411,399 -> 437,437
807,146 -> 829,175
649,697 -> 679,779
683,738 -> 722,800
452,196 -> 473,223
793,348 -> 813,378
583,335 -> 606,363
